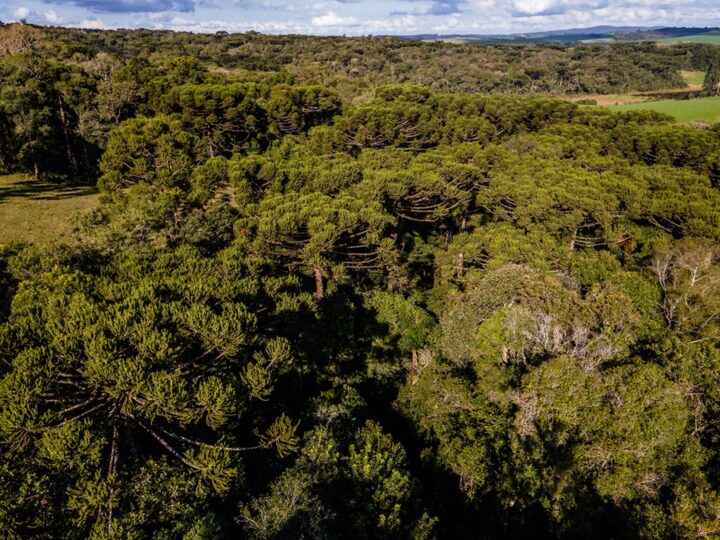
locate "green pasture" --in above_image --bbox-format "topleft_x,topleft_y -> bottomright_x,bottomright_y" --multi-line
682,71 -> 706,86
607,96 -> 720,123
0,174 -> 99,244
657,33 -> 720,45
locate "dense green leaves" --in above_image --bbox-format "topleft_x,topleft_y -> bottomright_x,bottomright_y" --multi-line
0,247 -> 306,536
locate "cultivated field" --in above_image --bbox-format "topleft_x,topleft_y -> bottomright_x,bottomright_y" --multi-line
607,96 -> 720,123
0,174 -> 99,244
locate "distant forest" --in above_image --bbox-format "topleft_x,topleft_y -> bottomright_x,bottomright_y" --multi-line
15,23 -> 720,94
616,27 -> 720,41
1,23 -> 720,539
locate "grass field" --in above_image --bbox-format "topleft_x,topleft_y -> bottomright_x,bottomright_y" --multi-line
682,71 -> 706,87
568,89 -> 702,107
566,70 -> 705,107
0,174 -> 99,244
568,68 -> 717,122
568,93 -> 651,106
607,96 -> 720,123
657,33 -> 720,45
580,38 -> 615,44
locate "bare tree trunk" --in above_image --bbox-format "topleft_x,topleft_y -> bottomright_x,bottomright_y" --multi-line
207,129 -> 215,158
314,267 -> 324,301
57,95 -> 77,173
410,348 -> 420,385
107,421 -> 119,534
457,252 -> 464,278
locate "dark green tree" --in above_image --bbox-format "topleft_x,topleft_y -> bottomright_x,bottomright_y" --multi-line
703,53 -> 720,96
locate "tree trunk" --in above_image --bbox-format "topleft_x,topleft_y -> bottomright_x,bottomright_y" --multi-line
410,348 -> 419,385
314,266 -> 324,301
107,420 -> 119,534
57,94 -> 77,173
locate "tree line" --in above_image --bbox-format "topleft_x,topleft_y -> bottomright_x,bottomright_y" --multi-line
1,22 -> 719,182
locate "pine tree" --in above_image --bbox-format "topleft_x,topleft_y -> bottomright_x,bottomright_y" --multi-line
244,191 -> 396,300
0,247 -> 301,535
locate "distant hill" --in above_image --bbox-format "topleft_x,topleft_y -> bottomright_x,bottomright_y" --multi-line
400,26 -> 720,46
542,25 -> 658,34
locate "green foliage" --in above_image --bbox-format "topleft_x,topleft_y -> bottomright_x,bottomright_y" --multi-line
512,357 -> 698,522
703,52 -> 720,96
264,84 -> 341,136
98,115 -> 196,191
159,83 -> 267,158
346,422 -> 415,537
369,291 -> 433,353
0,246 -> 305,536
4,24 -> 720,539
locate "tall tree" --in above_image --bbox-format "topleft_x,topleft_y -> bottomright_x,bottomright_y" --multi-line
703,53 -> 720,96
242,191 -> 396,300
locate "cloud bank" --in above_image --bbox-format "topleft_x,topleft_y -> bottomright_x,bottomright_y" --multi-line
2,0 -> 719,35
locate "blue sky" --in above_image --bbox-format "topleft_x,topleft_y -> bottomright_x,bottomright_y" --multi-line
2,0 -> 720,35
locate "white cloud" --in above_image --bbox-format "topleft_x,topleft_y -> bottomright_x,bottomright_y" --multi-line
509,0 -> 615,16
75,18 -> 110,29
11,0 -> 720,36
44,9 -> 62,23
311,11 -> 358,27
511,0 -> 563,14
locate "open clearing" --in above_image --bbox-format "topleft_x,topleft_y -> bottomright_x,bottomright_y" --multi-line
568,71 -> 709,110
682,70 -> 706,87
607,96 -> 720,123
580,37 -> 615,44
568,93 -> 651,106
567,89 -> 701,107
0,174 -> 99,244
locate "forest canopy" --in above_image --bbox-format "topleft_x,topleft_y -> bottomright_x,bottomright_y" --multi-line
1,22 -> 720,539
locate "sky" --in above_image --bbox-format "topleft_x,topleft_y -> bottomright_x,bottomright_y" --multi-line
2,0 -> 720,36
